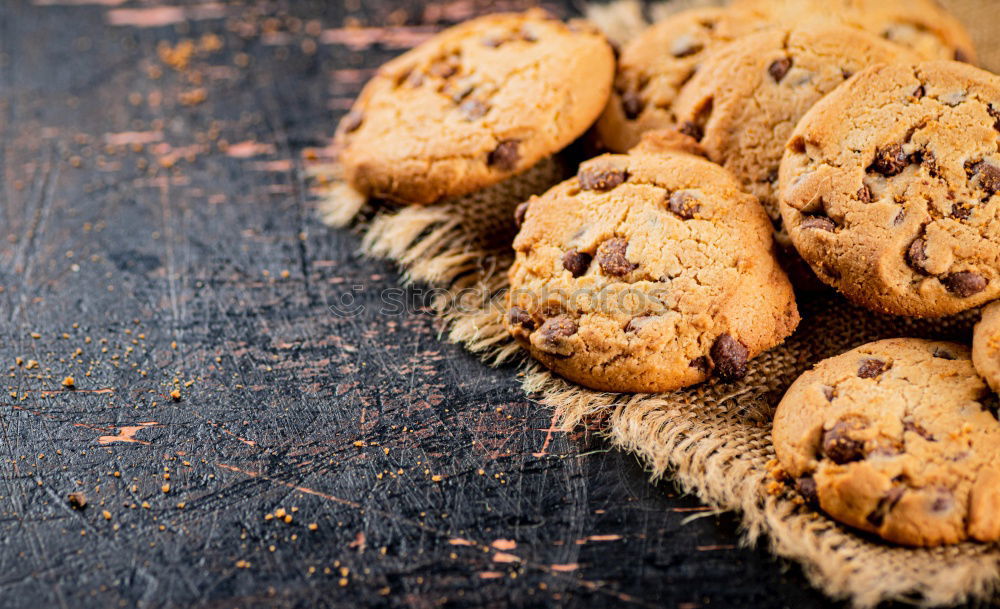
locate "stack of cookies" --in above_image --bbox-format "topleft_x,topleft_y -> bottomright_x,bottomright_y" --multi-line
336,2 -> 1000,547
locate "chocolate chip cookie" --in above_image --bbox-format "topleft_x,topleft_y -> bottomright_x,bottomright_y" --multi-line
773,338 -> 1000,547
780,61 -> 1000,317
593,7 -> 731,153
671,23 -> 918,226
336,10 -> 615,205
973,302 -> 1000,394
728,0 -> 977,64
505,131 -> 799,393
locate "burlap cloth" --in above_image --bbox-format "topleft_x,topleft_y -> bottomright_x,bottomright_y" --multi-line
314,1 -> 1000,606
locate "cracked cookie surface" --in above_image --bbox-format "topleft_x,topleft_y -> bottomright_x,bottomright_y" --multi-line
505,132 -> 799,393
671,23 -> 917,227
773,338 -> 1000,547
336,10 -> 614,205
728,0 -> 976,64
779,61 -> 1000,317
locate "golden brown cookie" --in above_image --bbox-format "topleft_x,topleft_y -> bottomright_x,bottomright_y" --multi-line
779,61 -> 1000,317
505,132 -> 799,393
336,10 -> 615,205
593,7 -> 731,153
973,302 -> 1000,394
774,338 -> 1000,547
671,22 -> 918,225
728,0 -> 976,64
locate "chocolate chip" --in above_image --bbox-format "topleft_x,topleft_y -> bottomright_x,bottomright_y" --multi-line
68,492 -> 87,510
906,238 -> 929,274
536,316 -> 578,354
621,90 -> 643,120
858,358 -> 889,379
800,215 -> 836,232
429,60 -> 458,79
690,356 -> 711,374
562,249 -> 592,278
447,82 -> 475,103
893,209 -> 907,226
508,306 -> 535,331
678,120 -> 704,142
955,48 -> 972,63
768,57 -> 793,83
918,149 -> 940,177
904,421 -> 935,441
624,315 -> 655,333
913,85 -> 925,99
459,99 -> 489,120
822,386 -> 835,402
952,202 -> 972,220
989,105 -> 1000,132
869,143 -> 910,176
339,110 -> 364,134
931,490 -> 954,513
488,140 -> 520,171
795,477 -> 819,505
942,271 -> 988,297
671,35 -> 703,58
822,419 -> 867,464
596,237 -> 637,276
405,71 -> 425,88
710,334 -> 749,382
866,486 -> 905,527
933,347 -> 955,360
579,166 -> 628,192
969,161 -> 1000,194
668,191 -> 700,219
841,68 -> 854,80
514,202 -> 529,229
857,185 -> 873,203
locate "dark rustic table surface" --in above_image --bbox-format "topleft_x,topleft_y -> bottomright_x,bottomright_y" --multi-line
1,1 -> 984,608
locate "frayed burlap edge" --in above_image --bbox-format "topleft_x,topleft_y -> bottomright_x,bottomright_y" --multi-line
312,1 -> 1000,606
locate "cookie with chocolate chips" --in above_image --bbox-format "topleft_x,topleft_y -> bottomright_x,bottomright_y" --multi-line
973,302 -> 1000,394
773,338 -> 1000,547
593,7 -> 732,153
728,0 -> 977,64
780,61 -> 1000,317
336,10 -> 615,205
504,131 -> 799,393
670,23 -> 917,227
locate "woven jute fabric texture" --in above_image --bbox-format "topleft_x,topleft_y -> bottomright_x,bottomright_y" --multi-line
317,1 -> 1000,606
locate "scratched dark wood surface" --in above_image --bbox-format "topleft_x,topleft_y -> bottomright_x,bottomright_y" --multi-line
0,1 -> 974,608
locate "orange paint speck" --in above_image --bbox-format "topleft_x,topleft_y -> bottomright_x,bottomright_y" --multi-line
33,0 -> 126,5
491,539 -> 516,550
448,538 -> 476,546
98,422 -> 158,445
319,26 -> 438,50
478,571 -> 504,579
550,563 -> 579,572
492,552 -> 519,563
225,141 -> 277,159
250,160 -> 294,172
104,131 -> 163,146
106,4 -> 226,27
